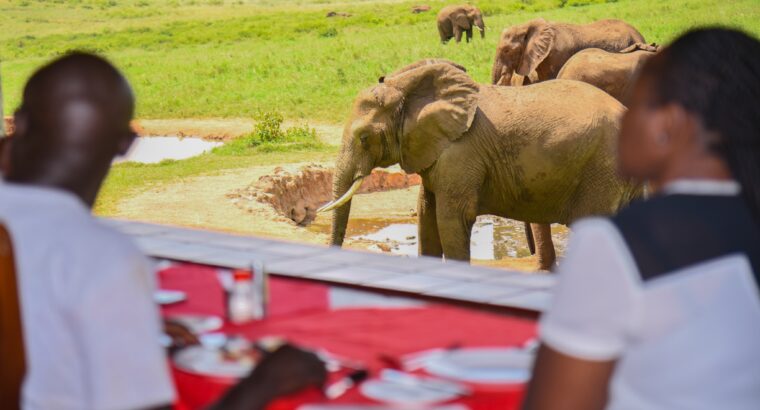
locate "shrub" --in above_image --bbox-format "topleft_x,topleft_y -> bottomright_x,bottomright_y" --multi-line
319,27 -> 338,38
224,111 -> 325,153
253,111 -> 285,143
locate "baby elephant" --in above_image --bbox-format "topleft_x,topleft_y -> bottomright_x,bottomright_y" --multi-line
437,5 -> 485,44
558,43 -> 660,104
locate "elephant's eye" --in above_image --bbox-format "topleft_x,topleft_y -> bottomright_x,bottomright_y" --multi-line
359,133 -> 369,148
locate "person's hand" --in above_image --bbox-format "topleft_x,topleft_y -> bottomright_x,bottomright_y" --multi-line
245,344 -> 327,399
163,319 -> 199,348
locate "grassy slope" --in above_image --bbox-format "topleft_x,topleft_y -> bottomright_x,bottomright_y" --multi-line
1,0 -> 758,215
3,0 -> 759,122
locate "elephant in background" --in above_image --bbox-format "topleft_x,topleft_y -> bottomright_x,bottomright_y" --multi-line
491,18 -> 645,86
491,18 -> 644,266
558,43 -> 660,104
319,60 -> 641,269
437,5 -> 485,44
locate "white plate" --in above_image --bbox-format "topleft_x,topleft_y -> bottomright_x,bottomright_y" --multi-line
299,405 -> 469,410
360,379 -> 458,405
154,290 -> 187,305
422,347 -> 534,384
173,345 -> 254,378
167,314 -> 223,334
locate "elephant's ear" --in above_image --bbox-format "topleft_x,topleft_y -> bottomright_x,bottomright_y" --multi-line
384,63 -> 479,173
516,20 -> 555,76
453,11 -> 471,29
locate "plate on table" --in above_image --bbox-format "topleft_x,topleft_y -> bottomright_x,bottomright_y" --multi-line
173,343 -> 259,378
360,379 -> 459,405
421,347 -> 534,384
167,314 -> 223,334
154,290 -> 187,305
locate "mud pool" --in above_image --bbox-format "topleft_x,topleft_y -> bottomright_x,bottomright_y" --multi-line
114,136 -> 222,164
308,215 -> 569,261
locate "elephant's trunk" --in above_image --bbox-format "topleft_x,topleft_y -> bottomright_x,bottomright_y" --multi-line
476,19 -> 485,38
491,56 -> 507,85
325,160 -> 359,247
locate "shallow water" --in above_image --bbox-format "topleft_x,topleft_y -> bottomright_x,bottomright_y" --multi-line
114,136 -> 222,164
349,216 -> 567,260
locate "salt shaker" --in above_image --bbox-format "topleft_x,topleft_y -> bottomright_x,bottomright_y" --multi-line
228,270 -> 254,324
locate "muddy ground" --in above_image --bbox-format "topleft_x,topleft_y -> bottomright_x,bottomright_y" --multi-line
114,155 -> 568,272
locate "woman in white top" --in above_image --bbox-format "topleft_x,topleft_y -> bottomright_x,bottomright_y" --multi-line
523,28 -> 760,409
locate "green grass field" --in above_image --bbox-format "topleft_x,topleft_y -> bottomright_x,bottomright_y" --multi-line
1,0 -> 758,214
2,0 -> 759,122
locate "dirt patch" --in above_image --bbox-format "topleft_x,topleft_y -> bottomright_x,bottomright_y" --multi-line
4,116 -> 343,145
3,116 -> 14,135
133,118 -> 343,144
132,118 -> 254,141
108,158 -> 565,272
227,164 -> 421,226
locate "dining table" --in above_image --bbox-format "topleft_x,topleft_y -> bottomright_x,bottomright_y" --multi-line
158,262 -> 538,410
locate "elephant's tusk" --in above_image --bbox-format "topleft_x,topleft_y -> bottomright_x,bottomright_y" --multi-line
511,74 -> 525,86
475,26 -> 483,32
317,177 -> 364,213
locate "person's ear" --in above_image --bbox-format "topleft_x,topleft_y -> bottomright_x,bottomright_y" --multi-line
660,103 -> 699,149
116,127 -> 137,156
12,108 -> 29,138
1,136 -> 13,176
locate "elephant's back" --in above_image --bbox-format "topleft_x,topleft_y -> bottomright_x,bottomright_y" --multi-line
481,80 -> 624,131
581,19 -> 646,43
437,5 -> 457,18
557,49 -> 644,101
558,48 -> 640,77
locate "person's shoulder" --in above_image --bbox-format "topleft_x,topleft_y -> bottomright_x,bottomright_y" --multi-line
60,216 -> 147,280
569,216 -> 623,241
85,219 -> 145,262
612,195 -> 673,225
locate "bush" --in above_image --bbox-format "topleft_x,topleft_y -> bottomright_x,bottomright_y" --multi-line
319,27 -> 338,38
219,111 -> 325,154
253,111 -> 285,143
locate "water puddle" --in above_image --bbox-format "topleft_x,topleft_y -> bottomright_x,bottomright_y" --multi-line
114,136 -> 222,164
347,215 -> 568,260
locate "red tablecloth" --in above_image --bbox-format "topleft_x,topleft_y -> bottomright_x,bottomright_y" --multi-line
159,264 -> 537,410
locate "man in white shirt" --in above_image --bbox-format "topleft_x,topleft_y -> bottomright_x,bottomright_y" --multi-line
1,52 -> 325,410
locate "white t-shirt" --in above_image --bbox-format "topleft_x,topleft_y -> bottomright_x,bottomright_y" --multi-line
0,182 -> 175,410
540,180 -> 760,409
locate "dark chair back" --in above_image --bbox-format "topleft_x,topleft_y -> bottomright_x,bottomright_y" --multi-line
0,223 -> 25,409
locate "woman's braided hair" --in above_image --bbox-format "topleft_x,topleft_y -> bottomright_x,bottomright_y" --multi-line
641,27 -> 760,220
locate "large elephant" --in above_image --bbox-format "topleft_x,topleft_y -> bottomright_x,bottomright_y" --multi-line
437,5 -> 485,44
557,43 -> 660,104
491,18 -> 645,86
319,60 -> 640,269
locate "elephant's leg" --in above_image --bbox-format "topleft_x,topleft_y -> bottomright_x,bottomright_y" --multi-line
524,221 -> 536,255
436,196 -> 477,261
418,186 -> 443,258
438,25 -> 450,44
531,223 -> 556,271
466,29 -> 473,43
454,26 -> 463,43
